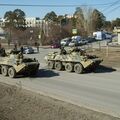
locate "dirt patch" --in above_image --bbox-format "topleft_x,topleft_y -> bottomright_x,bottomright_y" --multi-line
0,82 -> 119,120
87,46 -> 120,68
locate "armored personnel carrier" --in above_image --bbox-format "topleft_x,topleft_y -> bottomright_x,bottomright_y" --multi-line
0,51 -> 39,78
44,47 -> 103,74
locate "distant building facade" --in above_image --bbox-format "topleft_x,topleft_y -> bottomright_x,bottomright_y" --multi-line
25,17 -> 43,27
113,27 -> 120,33
0,18 -> 5,27
0,17 -> 47,28
0,27 -> 5,40
113,27 -> 120,44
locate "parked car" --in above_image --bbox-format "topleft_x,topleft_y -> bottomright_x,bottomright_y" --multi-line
60,37 -> 72,46
105,32 -> 112,39
51,43 -> 61,49
78,39 -> 88,45
69,40 -> 78,47
86,37 -> 96,43
71,36 -> 81,41
23,46 -> 34,54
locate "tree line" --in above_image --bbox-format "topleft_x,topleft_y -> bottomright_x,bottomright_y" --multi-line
2,7 -> 120,45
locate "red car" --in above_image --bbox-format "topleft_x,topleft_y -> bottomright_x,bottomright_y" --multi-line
51,43 -> 61,48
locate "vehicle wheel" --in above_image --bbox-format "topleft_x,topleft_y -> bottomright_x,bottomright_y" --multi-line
55,62 -> 62,71
74,63 -> 83,74
47,61 -> 54,69
1,66 -> 8,76
8,67 -> 16,78
65,63 -> 73,72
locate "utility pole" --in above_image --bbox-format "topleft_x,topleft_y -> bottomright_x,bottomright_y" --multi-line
8,27 -> 12,47
39,19 -> 43,46
30,30 -> 33,45
60,19 -> 62,34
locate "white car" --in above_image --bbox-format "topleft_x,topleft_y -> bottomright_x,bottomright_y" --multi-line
71,36 -> 81,41
60,37 -> 71,46
23,46 -> 34,54
69,40 -> 78,47
78,39 -> 88,45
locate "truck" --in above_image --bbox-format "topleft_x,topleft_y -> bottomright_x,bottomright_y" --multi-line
93,31 -> 112,40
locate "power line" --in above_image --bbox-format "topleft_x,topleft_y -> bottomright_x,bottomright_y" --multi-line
106,5 -> 120,14
0,2 -> 118,7
102,0 -> 120,12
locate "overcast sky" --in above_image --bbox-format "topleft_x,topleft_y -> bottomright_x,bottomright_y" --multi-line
0,0 -> 120,20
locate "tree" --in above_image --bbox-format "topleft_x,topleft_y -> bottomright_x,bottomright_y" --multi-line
43,12 -> 71,44
103,21 -> 112,31
71,17 -> 77,28
57,15 -> 69,26
4,9 -> 26,45
14,9 -> 26,28
4,9 -> 26,29
74,7 -> 85,29
112,18 -> 120,28
73,7 -> 95,36
73,7 -> 84,35
44,11 -> 57,22
91,9 -> 106,31
4,11 -> 16,28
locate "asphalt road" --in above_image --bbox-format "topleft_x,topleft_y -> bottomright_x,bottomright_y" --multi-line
0,47 -> 120,118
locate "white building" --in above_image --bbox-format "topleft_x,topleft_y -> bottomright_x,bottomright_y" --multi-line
25,17 -> 44,27
0,17 -> 47,28
113,27 -> 120,44
0,17 -> 49,39
65,14 -> 73,19
0,18 -> 5,27
0,27 -> 5,40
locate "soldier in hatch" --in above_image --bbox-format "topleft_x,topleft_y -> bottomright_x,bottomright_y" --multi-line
60,46 -> 67,55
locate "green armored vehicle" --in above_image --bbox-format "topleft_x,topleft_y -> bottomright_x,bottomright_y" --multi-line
44,47 -> 103,74
0,50 -> 39,78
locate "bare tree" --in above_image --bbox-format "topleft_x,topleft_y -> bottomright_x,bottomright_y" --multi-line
74,7 -> 94,36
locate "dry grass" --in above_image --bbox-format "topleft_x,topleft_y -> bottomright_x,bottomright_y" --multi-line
87,46 -> 120,68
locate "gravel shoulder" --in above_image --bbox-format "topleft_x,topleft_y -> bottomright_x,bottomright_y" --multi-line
0,82 -> 120,120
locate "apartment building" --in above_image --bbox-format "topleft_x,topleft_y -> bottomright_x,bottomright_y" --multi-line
0,18 -> 5,27
25,17 -> 44,27
0,17 -> 47,28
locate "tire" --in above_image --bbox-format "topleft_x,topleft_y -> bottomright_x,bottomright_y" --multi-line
65,63 -> 73,72
74,63 -> 83,74
55,62 -> 62,71
47,61 -> 54,69
8,67 -> 16,78
1,66 -> 8,76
